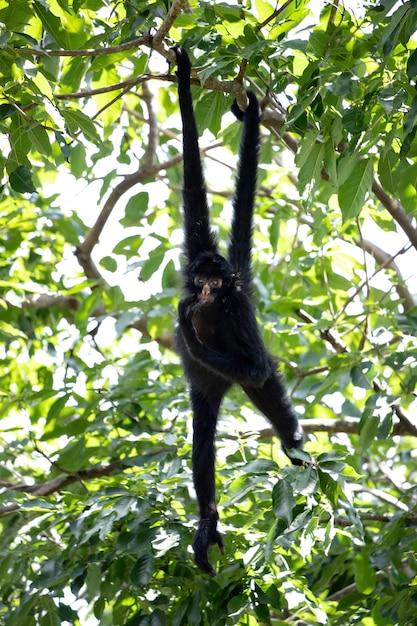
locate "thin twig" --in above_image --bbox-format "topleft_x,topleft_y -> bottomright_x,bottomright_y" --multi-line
357,238 -> 414,310
152,0 -> 188,48
16,34 -> 152,57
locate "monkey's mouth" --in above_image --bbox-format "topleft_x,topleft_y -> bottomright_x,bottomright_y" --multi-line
197,293 -> 214,304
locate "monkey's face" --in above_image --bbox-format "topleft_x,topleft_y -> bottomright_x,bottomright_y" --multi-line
193,274 -> 224,303
187,253 -> 232,305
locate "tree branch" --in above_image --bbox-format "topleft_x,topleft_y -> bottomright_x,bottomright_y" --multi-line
23,294 -> 83,312
0,460 -> 121,517
16,34 -> 152,57
152,0 -> 189,49
255,0 -> 294,32
20,292 -> 174,349
75,77 -> 176,277
0,450 -> 175,518
258,415 -> 417,439
371,179 -> 417,251
75,154 -> 183,271
326,558 -> 412,603
295,308 -> 348,354
357,238 -> 414,310
141,81 -> 158,170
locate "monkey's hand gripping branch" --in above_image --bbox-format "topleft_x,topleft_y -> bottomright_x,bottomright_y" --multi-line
173,45 -> 191,88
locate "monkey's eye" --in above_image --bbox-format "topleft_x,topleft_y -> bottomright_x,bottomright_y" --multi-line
208,277 -> 223,289
194,275 -> 206,287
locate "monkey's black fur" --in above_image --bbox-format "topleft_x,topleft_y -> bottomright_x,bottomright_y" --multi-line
174,47 -> 304,576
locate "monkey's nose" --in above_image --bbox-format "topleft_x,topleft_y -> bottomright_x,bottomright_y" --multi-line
202,284 -> 211,298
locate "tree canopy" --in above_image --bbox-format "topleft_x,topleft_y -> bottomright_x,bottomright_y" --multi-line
1,0 -> 417,624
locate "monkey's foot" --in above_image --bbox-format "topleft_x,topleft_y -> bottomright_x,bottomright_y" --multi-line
192,515 -> 224,576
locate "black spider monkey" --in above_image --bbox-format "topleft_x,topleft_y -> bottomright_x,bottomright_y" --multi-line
173,47 -> 304,576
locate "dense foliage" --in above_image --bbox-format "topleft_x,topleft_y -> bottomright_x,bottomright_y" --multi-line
1,0 -> 417,624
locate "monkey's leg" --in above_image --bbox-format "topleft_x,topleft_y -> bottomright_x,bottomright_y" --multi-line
190,386 -> 224,576
243,371 -> 304,463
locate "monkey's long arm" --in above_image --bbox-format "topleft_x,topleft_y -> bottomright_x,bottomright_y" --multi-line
228,91 -> 261,284
174,47 -> 218,264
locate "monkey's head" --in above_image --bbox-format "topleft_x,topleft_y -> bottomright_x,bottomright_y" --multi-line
187,252 -> 233,305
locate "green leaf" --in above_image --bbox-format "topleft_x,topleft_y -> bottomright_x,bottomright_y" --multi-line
161,259 -> 177,289
63,108 -> 101,143
245,459 -> 278,475
400,126 -> 417,158
353,552 -> 376,594
195,91 -> 225,137
40,601 -> 61,626
33,0 -> 69,48
0,103 -> 16,120
351,361 -> 376,389
121,192 -> 149,227
338,158 -> 373,221
342,106 -> 365,134
0,0 -> 34,30
69,141 -> 86,175
269,214 -> 280,255
93,597 -> 105,621
115,310 -> 143,336
86,563 -> 101,599
403,95 -> 417,136
131,553 -> 154,587
376,3 -> 410,55
378,86 -> 407,115
76,288 -> 103,322
272,479 -> 295,525
56,436 -> 91,470
140,247 -> 167,282
0,320 -> 27,339
298,142 -> 325,198
295,129 -> 320,170
100,256 -> 118,272
293,466 -> 319,495
9,165 -> 36,193
55,131 -> 71,162
319,461 -> 346,474
113,234 -> 143,258
28,125 -> 52,157
327,71 -> 355,97
359,413 -> 379,451
47,394 -> 69,421
324,139 -> 337,187
399,162 -> 417,213
378,149 -> 399,195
